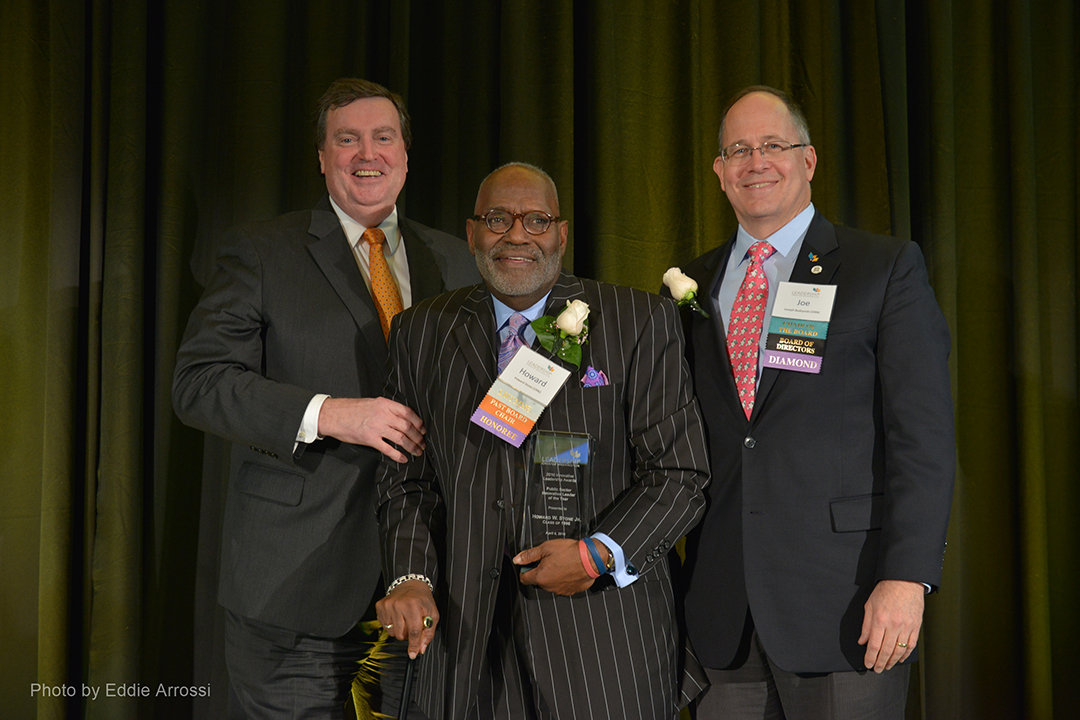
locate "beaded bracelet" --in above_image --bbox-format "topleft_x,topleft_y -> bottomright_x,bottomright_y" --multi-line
578,539 -> 602,579
385,573 -> 434,595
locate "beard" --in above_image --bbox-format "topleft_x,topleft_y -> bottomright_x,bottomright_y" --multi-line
475,240 -> 563,300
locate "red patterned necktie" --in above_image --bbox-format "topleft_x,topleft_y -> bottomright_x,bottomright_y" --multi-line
727,241 -> 776,419
363,227 -> 404,341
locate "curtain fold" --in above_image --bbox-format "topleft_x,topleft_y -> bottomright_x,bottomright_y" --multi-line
2,1 -> 1077,718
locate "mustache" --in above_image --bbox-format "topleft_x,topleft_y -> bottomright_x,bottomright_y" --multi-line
487,240 -> 544,261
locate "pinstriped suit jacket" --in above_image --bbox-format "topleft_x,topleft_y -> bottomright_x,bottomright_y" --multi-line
378,273 -> 711,720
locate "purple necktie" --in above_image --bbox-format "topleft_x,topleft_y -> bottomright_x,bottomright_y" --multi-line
497,313 -> 529,373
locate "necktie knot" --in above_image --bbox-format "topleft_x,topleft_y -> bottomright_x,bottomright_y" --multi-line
363,227 -> 386,247
749,240 -> 775,264
507,312 -> 528,334
498,313 -> 529,373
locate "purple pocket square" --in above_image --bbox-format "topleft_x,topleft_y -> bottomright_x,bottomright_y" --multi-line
581,366 -> 609,387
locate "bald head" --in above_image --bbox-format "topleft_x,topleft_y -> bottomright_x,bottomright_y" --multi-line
474,163 -> 560,217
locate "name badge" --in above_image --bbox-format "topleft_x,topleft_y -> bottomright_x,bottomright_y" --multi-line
470,346 -> 571,446
762,282 -> 837,374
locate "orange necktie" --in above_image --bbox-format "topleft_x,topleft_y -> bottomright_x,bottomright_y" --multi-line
363,227 -> 404,341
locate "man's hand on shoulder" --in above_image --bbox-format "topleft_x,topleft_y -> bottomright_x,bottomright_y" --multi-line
858,579 -> 925,672
317,397 -> 425,462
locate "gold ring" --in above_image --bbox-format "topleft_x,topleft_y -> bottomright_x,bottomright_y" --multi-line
897,641 -> 908,648
423,615 -> 434,629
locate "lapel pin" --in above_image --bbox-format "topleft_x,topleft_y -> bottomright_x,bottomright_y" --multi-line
807,252 -> 819,262
811,265 -> 823,274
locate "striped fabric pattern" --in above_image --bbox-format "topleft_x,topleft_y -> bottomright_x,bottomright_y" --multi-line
379,273 -> 710,720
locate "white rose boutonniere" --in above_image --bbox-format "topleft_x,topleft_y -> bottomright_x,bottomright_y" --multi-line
531,299 -> 590,367
556,299 -> 589,335
663,267 -> 709,317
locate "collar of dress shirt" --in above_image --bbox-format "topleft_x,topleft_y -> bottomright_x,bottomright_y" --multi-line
328,196 -> 402,256
731,202 -> 816,267
492,293 -> 551,347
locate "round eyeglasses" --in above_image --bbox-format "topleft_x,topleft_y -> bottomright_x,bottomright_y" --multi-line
721,140 -> 807,165
473,209 -> 558,236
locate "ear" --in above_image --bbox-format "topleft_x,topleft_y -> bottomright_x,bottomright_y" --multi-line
466,219 -> 478,255
318,148 -> 326,175
557,220 -> 569,255
713,155 -> 726,192
803,145 -> 817,182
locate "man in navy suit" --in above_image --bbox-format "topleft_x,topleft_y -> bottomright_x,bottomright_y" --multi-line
676,86 -> 955,720
173,78 -> 478,718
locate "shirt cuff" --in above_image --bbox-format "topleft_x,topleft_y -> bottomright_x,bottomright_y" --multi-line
293,393 -> 330,452
591,532 -> 638,588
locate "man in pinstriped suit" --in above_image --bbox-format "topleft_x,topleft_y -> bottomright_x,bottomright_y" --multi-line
375,163 -> 711,719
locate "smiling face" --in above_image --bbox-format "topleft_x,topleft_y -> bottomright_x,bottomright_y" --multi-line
318,96 -> 408,227
467,165 -> 568,311
715,91 -> 817,240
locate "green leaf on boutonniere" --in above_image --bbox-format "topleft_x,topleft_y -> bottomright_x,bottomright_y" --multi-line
530,315 -> 587,368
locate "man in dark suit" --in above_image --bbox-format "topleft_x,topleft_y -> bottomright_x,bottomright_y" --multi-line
675,86 -> 955,719
172,78 -> 478,718
374,163 -> 711,720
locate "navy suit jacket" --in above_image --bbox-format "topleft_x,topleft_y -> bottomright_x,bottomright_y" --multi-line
678,211 -> 955,673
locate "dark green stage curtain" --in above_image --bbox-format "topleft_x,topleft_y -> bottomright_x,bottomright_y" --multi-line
2,1 -> 1075,718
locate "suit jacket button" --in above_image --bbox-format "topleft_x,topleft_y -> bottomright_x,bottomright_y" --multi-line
744,437 -> 756,449
493,499 -> 506,510
489,568 -> 500,579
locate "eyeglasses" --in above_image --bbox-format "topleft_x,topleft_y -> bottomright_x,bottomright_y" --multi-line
473,209 -> 558,236
721,140 -> 807,165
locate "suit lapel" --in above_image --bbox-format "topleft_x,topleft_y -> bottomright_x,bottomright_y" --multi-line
699,235 -> 736,366
400,216 -> 446,304
451,286 -> 499,386
788,212 -> 840,285
449,273 -> 584,388
306,196 -> 388,367
687,237 -> 743,412
753,211 -> 839,417
536,272 -> 589,372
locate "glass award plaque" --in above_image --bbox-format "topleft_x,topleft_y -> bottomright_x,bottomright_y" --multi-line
520,431 -> 592,552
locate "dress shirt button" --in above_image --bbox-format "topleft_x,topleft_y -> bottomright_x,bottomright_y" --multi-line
743,437 -> 756,449
489,567 -> 500,579
626,564 -> 637,575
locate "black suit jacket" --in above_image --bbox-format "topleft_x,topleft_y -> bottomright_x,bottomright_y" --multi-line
173,194 -> 479,637
378,273 -> 710,719
679,211 -> 955,673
